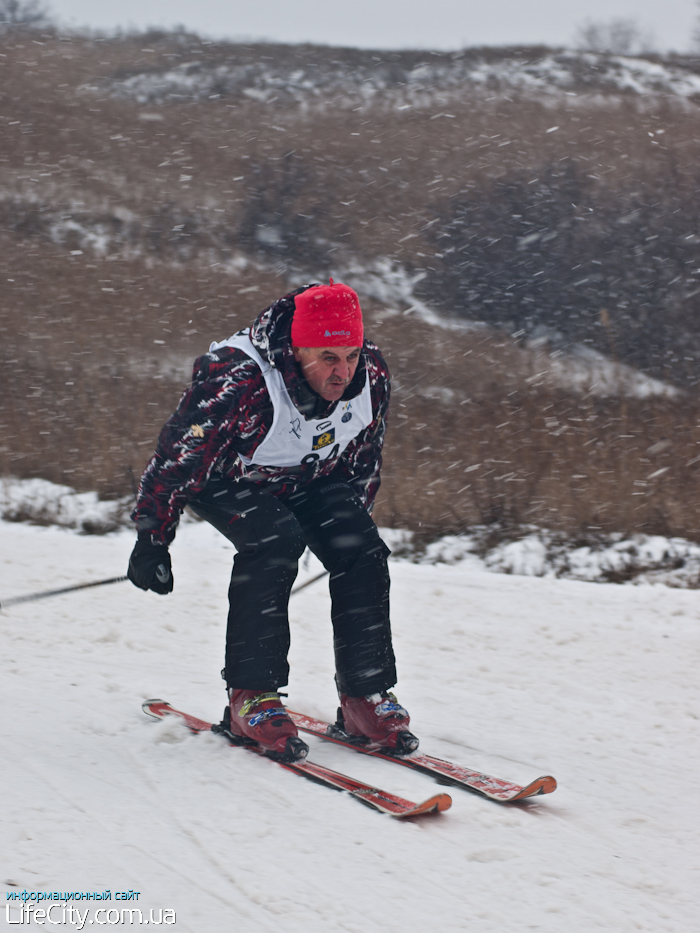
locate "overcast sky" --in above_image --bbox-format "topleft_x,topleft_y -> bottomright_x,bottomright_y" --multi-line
46,0 -> 698,53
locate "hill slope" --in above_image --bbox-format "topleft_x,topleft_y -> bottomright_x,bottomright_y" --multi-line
1,518 -> 698,931
4,31 -> 700,538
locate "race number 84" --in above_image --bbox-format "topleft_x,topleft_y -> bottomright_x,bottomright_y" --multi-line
302,443 -> 340,465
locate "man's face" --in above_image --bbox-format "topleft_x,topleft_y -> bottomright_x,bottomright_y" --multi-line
292,345 -> 362,402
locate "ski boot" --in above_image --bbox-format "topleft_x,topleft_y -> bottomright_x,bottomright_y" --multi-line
335,692 -> 419,756
224,689 -> 309,762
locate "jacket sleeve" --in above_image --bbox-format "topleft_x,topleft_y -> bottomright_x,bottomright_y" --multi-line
131,348 -> 268,545
331,343 -> 390,513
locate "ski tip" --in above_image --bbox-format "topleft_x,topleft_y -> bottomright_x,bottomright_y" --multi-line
510,775 -> 558,800
142,698 -> 171,719
393,793 -> 452,819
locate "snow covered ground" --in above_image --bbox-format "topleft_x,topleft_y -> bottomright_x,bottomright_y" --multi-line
6,477 -> 700,587
0,478 -> 131,534
2,518 -> 699,931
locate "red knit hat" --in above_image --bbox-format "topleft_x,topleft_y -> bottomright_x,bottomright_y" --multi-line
291,280 -> 363,347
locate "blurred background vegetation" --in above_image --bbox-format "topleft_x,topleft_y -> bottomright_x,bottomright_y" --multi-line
3,19 -> 700,539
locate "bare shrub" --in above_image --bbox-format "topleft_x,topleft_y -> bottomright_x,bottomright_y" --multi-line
0,0 -> 48,32
573,18 -> 654,55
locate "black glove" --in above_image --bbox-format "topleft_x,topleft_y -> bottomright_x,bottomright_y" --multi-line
127,539 -> 173,594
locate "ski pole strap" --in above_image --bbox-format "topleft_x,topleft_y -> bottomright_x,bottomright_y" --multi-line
0,575 -> 129,610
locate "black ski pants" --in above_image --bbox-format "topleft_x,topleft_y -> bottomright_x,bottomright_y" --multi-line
189,477 -> 396,696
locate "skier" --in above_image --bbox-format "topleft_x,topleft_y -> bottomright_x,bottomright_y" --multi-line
127,281 -> 418,762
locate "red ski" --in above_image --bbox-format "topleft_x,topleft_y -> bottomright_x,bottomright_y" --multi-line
142,700 -> 451,819
288,710 -> 557,803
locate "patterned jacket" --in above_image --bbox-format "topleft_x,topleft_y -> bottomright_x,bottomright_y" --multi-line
131,287 -> 390,545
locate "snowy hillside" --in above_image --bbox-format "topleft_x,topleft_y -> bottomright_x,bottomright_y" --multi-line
1,518 -> 698,931
105,49 -> 700,109
4,30 -> 700,585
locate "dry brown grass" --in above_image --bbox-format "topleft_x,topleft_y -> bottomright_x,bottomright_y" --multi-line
369,313 -> 700,539
377,385 -> 700,540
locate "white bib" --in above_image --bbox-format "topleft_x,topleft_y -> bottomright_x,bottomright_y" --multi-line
209,330 -> 374,468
